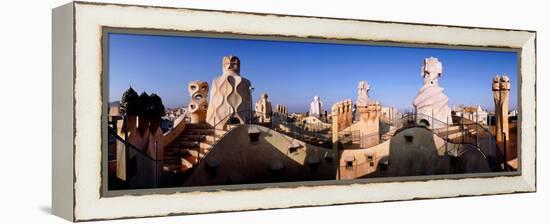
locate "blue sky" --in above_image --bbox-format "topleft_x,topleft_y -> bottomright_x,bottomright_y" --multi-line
108,33 -> 518,113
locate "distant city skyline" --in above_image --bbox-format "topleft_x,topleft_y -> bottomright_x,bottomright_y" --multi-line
108,33 -> 518,113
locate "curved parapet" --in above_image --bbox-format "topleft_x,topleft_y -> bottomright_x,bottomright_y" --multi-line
387,127 -> 491,176
338,140 -> 390,179
339,126 -> 492,179
182,124 -> 336,186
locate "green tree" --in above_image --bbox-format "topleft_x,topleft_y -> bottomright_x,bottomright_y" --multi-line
120,87 -> 139,116
147,93 -> 166,119
138,92 -> 150,118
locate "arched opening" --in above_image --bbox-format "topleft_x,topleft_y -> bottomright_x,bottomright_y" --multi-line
419,119 -> 430,127
194,94 -> 203,101
228,117 -> 241,124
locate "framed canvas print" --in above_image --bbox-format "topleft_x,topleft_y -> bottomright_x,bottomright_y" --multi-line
52,1 -> 537,222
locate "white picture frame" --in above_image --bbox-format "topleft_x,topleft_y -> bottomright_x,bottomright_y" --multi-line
52,1 -> 536,221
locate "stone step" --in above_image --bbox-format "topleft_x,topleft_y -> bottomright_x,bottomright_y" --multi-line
226,124 -> 241,129
162,156 -> 197,173
446,131 -> 465,140
168,140 -> 212,149
168,140 -> 200,148
162,162 -> 191,173
182,153 -> 199,164
175,133 -> 221,143
180,157 -> 194,168
214,129 -> 228,136
433,125 -> 460,134
180,131 -> 227,139
160,154 -> 181,163
183,129 -> 215,135
164,142 -> 194,150
161,125 -> 237,165
176,134 -> 205,141
161,163 -> 179,173
164,145 -> 189,157
185,123 -> 212,129
203,136 -> 219,145
199,142 -> 212,149
188,150 -> 206,158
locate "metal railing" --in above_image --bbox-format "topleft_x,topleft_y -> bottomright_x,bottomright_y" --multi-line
391,111 -> 506,171
203,109 -> 281,161
271,113 -> 332,147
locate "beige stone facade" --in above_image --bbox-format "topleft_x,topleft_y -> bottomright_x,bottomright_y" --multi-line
275,104 -> 288,116
334,99 -> 353,131
356,101 -> 381,148
255,93 -> 272,123
187,80 -> 209,124
492,75 -> 511,142
206,56 -> 253,128
309,96 -> 324,118
413,57 -> 453,128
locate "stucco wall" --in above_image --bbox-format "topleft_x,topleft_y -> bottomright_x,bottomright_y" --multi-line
183,124 -> 337,186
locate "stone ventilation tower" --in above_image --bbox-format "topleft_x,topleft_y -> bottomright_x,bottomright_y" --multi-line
331,100 -> 353,133
336,99 -> 353,131
492,75 -> 511,142
255,93 -> 272,123
206,55 -> 252,128
355,81 -> 381,148
331,104 -> 340,152
356,103 -> 381,148
413,57 -> 453,129
309,96 -> 324,118
188,80 -> 209,124
275,104 -> 288,116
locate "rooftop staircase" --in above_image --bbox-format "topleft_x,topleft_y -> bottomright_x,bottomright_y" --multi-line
161,123 -> 229,175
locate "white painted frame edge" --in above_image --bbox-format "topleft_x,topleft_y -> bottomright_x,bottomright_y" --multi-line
70,2 -> 536,221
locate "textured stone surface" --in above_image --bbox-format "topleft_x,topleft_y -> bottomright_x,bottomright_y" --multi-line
381,106 -> 397,121
187,80 -> 209,124
493,75 -> 510,142
147,127 -> 164,160
413,57 -> 453,128
275,104 -> 288,116
255,93 -> 272,123
309,96 -> 323,117
206,56 -> 252,128
387,127 -> 490,176
116,115 -> 137,181
182,124 -> 336,186
331,104 -> 339,151
356,80 -> 370,107
356,101 -> 381,148
331,100 -> 353,132
352,81 -> 381,148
